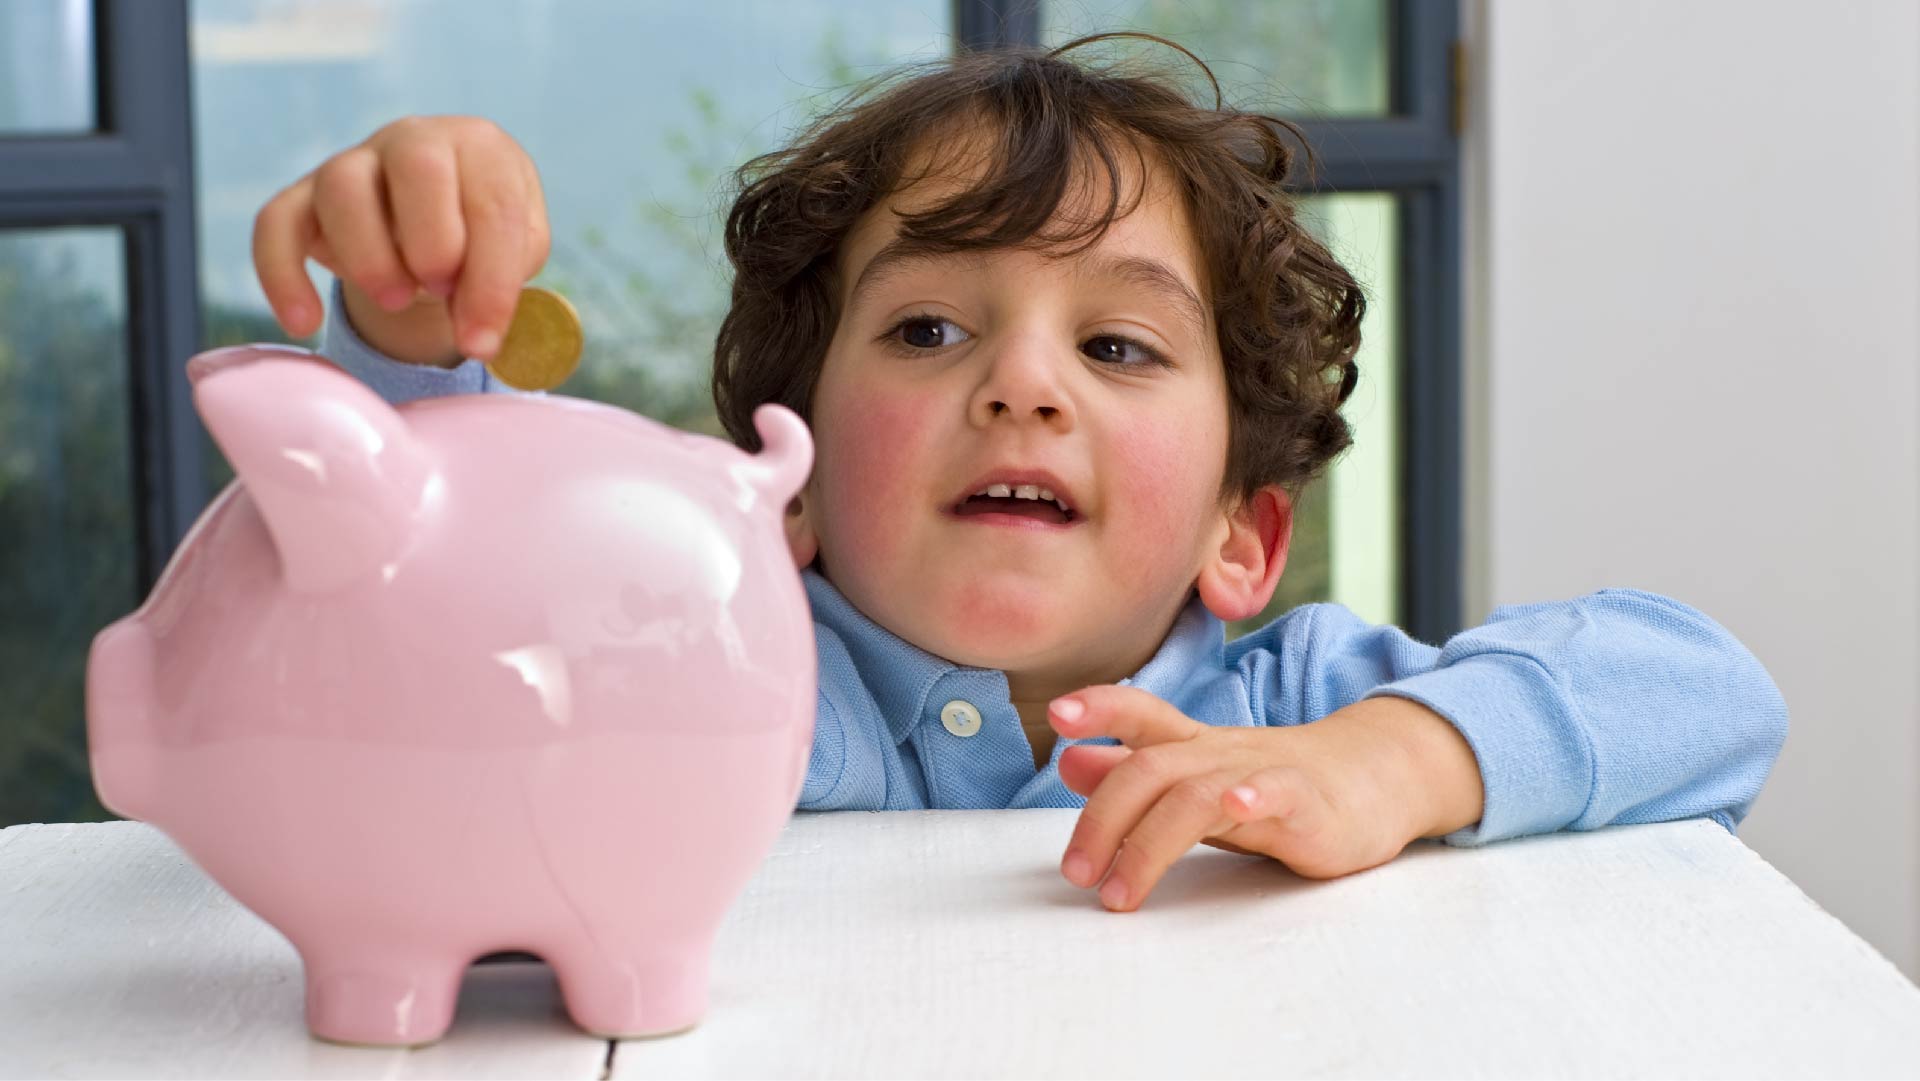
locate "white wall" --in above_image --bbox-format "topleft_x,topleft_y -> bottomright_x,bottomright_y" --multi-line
1465,0 -> 1920,979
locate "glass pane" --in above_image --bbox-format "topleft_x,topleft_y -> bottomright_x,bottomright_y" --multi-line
0,0 -> 97,134
1041,0 -> 1390,117
190,0 -> 952,434
1228,192 -> 1400,637
0,227 -> 129,827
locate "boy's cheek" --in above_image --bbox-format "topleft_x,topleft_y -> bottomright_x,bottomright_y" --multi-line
1104,415 -> 1212,553
811,387 -> 938,563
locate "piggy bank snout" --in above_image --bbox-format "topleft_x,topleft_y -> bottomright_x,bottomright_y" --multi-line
85,618 -> 157,822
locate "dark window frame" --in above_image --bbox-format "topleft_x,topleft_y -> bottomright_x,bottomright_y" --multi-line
963,0 -> 1463,641
0,0 -> 202,594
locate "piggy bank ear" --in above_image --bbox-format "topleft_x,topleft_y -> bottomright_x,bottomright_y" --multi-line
192,351 -> 435,592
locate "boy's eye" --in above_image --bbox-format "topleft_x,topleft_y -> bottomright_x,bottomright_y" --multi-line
880,317 -> 1168,368
1082,334 -> 1168,368
890,316 -> 970,350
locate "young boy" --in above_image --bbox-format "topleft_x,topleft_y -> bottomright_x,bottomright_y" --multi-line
251,37 -> 1787,913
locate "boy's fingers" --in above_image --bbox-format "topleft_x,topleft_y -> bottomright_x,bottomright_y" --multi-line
1049,685 -> 1205,748
521,154 -> 552,277
450,140 -> 528,359
1219,767 -> 1375,881
1056,742 -> 1130,796
1058,735 -> 1223,891
382,137 -> 466,296
252,176 -> 324,336
1221,764 -> 1306,823
310,147 -> 419,312
1080,770 -> 1243,912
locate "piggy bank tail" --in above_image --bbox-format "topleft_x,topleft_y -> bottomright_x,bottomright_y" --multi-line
731,404 -> 814,511
86,619 -> 158,822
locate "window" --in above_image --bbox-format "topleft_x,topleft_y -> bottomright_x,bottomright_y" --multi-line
1,1 -> 201,826
191,0 -> 953,437
0,228 -> 131,825
0,1 -> 97,134
1040,0 -> 1391,116
0,0 -> 1457,826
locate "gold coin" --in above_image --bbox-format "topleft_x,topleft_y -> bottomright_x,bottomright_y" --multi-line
486,286 -> 583,391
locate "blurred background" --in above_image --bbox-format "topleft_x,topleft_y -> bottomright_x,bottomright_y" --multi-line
0,0 -> 1912,983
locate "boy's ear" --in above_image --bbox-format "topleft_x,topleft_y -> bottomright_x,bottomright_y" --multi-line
1195,485 -> 1292,624
785,489 -> 820,570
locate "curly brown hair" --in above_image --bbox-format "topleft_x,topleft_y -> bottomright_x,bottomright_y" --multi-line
713,33 -> 1365,504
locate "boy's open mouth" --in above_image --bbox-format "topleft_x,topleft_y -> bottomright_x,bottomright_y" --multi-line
950,482 -> 1078,525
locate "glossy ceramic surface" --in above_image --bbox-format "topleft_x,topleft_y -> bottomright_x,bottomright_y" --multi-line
85,346 -> 816,1047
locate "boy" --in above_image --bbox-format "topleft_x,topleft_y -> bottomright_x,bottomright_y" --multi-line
251,37 -> 1787,912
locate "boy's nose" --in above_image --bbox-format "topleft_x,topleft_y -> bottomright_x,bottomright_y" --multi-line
973,392 -> 1072,431
968,340 -> 1075,431
984,400 -> 1060,422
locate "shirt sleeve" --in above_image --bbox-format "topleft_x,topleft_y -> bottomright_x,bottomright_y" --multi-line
317,277 -> 540,405
1228,590 -> 1789,848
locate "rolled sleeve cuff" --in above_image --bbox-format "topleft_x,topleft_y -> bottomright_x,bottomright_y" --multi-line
319,278 -> 524,402
1365,652 -> 1594,847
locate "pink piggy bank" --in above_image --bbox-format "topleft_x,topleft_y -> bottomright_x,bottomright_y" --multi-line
85,345 -> 816,1047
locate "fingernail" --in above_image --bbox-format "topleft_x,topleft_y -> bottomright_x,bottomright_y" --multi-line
1099,877 -> 1129,909
465,328 -> 500,358
1230,785 -> 1260,810
1051,697 -> 1085,724
1062,850 -> 1093,887
425,278 -> 453,298
282,302 -> 312,333
377,285 -> 414,312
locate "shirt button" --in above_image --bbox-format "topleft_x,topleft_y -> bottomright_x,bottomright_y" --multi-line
940,699 -> 983,737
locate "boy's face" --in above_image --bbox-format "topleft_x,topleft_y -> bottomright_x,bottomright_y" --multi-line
791,140 -> 1290,700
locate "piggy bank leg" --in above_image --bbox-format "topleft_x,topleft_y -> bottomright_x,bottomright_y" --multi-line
548,938 -> 713,1039
300,946 -> 466,1048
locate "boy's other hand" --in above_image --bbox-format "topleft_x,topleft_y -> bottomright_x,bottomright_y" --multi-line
1050,686 -> 1484,912
252,115 -> 551,365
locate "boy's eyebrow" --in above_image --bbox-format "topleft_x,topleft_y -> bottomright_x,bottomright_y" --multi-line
845,238 -> 975,308
847,240 -> 1209,339
1074,254 -> 1209,340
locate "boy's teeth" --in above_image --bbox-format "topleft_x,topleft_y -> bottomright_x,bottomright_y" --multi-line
967,482 -> 1074,516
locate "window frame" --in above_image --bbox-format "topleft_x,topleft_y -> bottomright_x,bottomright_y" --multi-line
0,0 -> 202,594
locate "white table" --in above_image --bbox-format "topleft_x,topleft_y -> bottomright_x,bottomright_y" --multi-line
2,811 -> 1917,1079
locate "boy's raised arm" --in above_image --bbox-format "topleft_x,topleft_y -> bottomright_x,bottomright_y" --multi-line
1230,589 -> 1789,847
251,115 -> 550,405
318,277 -> 532,406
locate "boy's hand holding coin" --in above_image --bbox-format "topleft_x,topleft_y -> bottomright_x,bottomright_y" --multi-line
252,115 -> 552,368
1049,686 -> 1486,911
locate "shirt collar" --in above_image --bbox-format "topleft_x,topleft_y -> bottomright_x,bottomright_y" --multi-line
802,568 -> 1226,744
804,569 -> 986,747
1117,591 -> 1226,706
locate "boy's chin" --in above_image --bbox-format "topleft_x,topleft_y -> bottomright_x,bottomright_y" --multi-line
917,584 -> 1086,668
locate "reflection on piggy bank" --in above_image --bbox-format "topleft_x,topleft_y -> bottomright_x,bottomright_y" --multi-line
85,346 -> 815,1047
